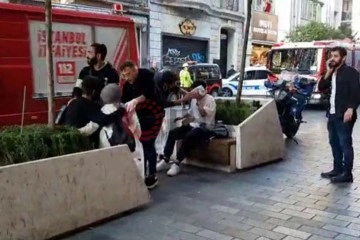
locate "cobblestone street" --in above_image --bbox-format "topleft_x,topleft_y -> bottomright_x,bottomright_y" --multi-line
66,110 -> 360,240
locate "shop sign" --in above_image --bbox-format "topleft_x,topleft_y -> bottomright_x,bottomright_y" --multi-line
252,11 -> 278,42
179,18 -> 196,36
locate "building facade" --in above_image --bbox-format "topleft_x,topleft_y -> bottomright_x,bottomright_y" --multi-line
247,0 -> 341,66
340,0 -> 360,41
149,0 -> 245,77
273,0 -> 341,42
248,0 -> 279,66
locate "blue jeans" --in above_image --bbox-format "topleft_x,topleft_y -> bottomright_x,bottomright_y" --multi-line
327,114 -> 355,174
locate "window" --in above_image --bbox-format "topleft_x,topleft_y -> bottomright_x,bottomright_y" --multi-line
230,76 -> 239,82
256,70 -> 269,79
244,71 -> 256,80
189,65 -> 220,81
254,0 -> 263,11
301,0 -> 323,21
301,0 -> 309,19
343,0 -> 352,12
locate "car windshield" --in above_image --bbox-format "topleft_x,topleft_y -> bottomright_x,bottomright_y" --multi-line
269,48 -> 320,74
189,65 -> 220,81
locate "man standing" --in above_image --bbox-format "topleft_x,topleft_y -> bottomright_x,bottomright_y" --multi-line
179,63 -> 193,89
120,61 -> 180,189
73,43 -> 119,102
319,46 -> 360,183
157,80 -> 216,176
227,65 -> 236,78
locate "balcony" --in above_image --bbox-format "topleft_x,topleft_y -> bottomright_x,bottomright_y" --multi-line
112,0 -> 147,7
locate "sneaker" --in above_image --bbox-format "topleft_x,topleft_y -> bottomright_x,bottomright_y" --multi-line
145,175 -> 158,190
167,163 -> 181,177
157,159 -> 169,172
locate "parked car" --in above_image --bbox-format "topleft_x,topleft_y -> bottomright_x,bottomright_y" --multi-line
221,66 -> 275,97
174,63 -> 222,97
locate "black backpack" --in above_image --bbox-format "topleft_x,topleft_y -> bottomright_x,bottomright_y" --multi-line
212,124 -> 230,138
105,119 -> 136,152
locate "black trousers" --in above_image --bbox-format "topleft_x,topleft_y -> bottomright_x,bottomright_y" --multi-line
163,125 -> 211,163
137,107 -> 165,177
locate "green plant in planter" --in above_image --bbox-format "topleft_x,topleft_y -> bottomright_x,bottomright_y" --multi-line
0,125 -> 93,166
215,100 -> 261,125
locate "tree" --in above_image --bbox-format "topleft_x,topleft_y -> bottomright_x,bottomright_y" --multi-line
338,24 -> 356,40
287,21 -> 354,42
236,0 -> 253,104
45,0 -> 55,128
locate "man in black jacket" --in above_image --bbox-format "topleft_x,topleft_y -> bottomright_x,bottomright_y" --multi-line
319,46 -> 360,183
120,61 -> 180,189
73,43 -> 119,102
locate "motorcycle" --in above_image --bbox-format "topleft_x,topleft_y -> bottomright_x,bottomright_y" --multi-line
264,71 -> 316,140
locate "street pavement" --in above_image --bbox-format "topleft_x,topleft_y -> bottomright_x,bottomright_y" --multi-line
65,110 -> 360,240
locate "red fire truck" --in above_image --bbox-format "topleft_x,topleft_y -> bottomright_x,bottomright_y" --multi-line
0,3 -> 139,126
267,40 -> 360,105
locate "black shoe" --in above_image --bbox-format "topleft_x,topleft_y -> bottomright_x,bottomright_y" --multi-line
145,175 -> 158,190
321,170 -> 341,179
331,173 -> 353,183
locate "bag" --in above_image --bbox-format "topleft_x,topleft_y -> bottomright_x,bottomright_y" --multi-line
105,120 -> 136,152
211,124 -> 230,138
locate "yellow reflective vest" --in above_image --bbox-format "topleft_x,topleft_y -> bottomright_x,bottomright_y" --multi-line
179,69 -> 193,88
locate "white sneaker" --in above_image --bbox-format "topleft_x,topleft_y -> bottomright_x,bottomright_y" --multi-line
167,163 -> 181,177
156,159 -> 169,172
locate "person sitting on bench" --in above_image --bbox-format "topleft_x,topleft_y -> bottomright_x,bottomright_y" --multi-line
156,80 -> 216,176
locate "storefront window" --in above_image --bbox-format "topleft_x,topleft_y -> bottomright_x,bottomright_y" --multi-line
250,45 -> 271,66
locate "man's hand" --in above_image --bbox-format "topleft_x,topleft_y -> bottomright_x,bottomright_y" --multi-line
344,108 -> 354,122
125,99 -> 138,112
197,104 -> 207,117
325,61 -> 334,79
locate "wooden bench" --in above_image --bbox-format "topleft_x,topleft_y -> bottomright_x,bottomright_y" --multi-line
176,138 -> 237,172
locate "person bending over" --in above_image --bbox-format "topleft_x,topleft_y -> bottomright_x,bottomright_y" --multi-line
64,76 -> 123,148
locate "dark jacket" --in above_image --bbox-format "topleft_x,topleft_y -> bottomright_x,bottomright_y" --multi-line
318,64 -> 360,118
64,97 -> 123,147
73,63 -> 120,102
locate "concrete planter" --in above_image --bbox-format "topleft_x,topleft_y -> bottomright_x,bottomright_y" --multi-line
181,98 -> 284,172
0,145 -> 150,240
225,98 -> 285,170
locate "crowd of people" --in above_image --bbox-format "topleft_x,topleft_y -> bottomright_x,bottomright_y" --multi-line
57,43 -> 218,189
